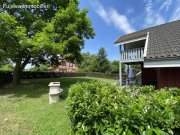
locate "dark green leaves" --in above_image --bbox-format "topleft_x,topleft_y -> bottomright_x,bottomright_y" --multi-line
67,83 -> 180,135
0,0 -> 95,67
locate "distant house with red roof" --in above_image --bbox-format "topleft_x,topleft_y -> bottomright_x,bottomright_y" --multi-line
48,60 -> 78,72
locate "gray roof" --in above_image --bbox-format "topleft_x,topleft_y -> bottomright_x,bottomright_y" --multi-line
115,20 -> 180,59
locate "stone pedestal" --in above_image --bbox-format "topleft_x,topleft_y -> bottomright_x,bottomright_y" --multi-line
48,82 -> 62,104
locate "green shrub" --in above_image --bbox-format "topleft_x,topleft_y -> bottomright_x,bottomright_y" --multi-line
0,64 -> 14,71
67,81 -> 180,135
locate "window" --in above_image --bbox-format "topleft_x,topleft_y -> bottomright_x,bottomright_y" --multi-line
59,69 -> 67,72
69,63 -> 73,67
63,69 -> 67,72
62,61 -> 66,66
59,69 -> 63,72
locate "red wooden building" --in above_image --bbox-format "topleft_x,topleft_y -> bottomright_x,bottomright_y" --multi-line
48,60 -> 78,73
115,20 -> 180,88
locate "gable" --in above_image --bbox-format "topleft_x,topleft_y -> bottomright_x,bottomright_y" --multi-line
115,20 -> 180,60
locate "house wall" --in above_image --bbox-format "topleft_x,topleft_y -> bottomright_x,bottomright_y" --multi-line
142,66 -> 180,88
141,65 -> 157,86
157,67 -> 180,88
49,61 -> 78,72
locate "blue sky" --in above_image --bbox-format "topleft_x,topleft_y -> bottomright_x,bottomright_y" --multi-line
79,0 -> 180,61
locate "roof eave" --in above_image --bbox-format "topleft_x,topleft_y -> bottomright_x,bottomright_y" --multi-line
114,36 -> 147,46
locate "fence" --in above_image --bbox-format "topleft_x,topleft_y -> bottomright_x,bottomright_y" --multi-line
0,71 -> 121,85
21,72 -> 86,79
86,72 -> 119,79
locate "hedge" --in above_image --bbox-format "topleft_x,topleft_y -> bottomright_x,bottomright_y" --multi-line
0,71 -> 121,85
67,81 -> 180,135
0,71 -> 13,85
21,72 -> 86,79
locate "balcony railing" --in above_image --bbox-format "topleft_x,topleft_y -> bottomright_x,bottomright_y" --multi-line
121,47 -> 144,62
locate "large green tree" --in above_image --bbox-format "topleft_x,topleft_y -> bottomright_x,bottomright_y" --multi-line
96,47 -> 111,73
0,64 -> 14,71
110,60 -> 125,74
78,52 -> 98,72
110,60 -> 119,73
0,0 -> 95,85
29,64 -> 49,72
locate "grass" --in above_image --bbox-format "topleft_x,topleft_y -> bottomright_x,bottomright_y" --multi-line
0,77 -> 118,135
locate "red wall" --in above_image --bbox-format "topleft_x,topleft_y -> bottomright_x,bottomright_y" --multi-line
142,66 -> 180,88
141,65 -> 157,86
49,61 -> 78,72
157,68 -> 180,88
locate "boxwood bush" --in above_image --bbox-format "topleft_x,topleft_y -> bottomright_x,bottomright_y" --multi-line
67,81 -> 180,135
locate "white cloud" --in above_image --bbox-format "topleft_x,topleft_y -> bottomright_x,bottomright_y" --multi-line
170,7 -> 180,21
159,0 -> 172,12
169,0 -> 180,22
91,1 -> 110,24
109,8 -> 135,34
90,1 -> 135,34
144,0 -> 165,27
144,0 -> 179,24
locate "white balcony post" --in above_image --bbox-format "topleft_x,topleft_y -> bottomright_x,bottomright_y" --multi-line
141,48 -> 144,58
138,48 -> 141,58
119,61 -> 122,86
119,45 -> 122,86
134,48 -> 136,59
121,52 -> 124,61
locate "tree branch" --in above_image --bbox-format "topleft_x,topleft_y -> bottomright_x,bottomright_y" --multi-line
20,56 -> 31,71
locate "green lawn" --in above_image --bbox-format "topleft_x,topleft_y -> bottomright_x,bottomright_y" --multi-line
0,77 -> 118,135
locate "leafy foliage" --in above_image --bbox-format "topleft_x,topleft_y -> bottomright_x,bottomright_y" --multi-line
110,60 -> 119,73
0,0 -> 95,84
110,60 -> 126,74
0,64 -> 14,71
79,52 -> 127,74
96,48 -> 111,73
79,48 -> 112,73
0,58 -> 9,67
131,64 -> 141,75
78,52 -> 98,72
29,64 -> 50,72
67,82 -> 180,135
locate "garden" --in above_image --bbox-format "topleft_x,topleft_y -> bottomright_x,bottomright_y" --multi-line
68,82 -> 180,135
0,77 -> 118,134
0,0 -> 180,135
1,77 -> 179,135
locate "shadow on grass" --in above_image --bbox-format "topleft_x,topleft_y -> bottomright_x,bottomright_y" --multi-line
0,77 -> 93,99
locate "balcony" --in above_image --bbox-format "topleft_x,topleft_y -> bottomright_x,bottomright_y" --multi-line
120,47 -> 144,63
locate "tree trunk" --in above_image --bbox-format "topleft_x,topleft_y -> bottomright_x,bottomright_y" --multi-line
12,56 -> 30,86
13,68 -> 22,85
12,57 -> 21,86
